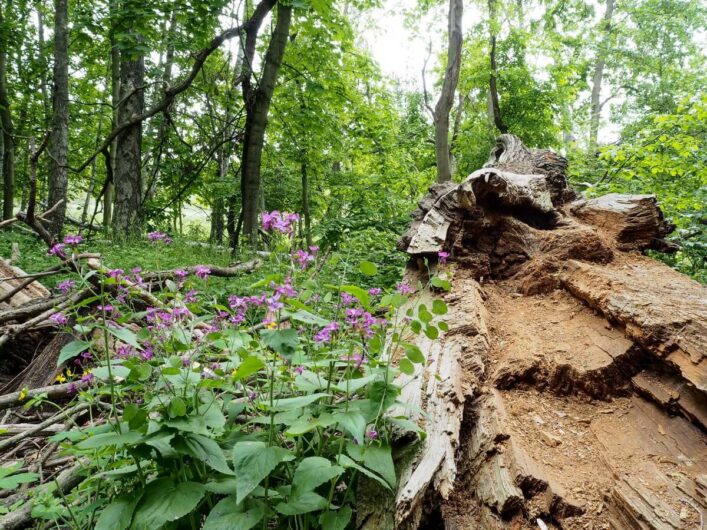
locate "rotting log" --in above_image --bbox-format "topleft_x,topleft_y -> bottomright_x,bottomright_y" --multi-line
377,134 -> 706,529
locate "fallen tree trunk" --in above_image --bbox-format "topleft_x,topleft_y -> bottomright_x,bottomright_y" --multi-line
375,134 -> 705,529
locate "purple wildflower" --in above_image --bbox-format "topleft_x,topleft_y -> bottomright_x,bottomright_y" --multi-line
438,251 -> 450,264
107,268 -> 124,279
396,282 -> 412,295
57,279 -> 76,294
368,287 -> 382,296
314,321 -> 339,343
294,249 -> 314,269
140,346 -> 154,361
174,269 -> 189,284
367,429 -> 378,440
185,289 -> 199,303
80,372 -> 94,384
48,243 -> 66,258
49,312 -> 68,326
341,292 -> 356,306
147,231 -> 166,243
63,234 -> 83,246
261,211 -> 300,234
194,265 -> 211,280
116,344 -> 134,358
294,365 -> 304,375
67,383 -> 78,395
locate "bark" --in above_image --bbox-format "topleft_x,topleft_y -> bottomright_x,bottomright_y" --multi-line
81,116 -> 103,224
240,2 -> 292,244
301,161 -> 312,246
112,47 -> 145,240
433,0 -> 463,183
589,0 -> 614,151
47,0 -> 70,235
0,0 -> 15,220
488,0 -> 508,134
105,0 -> 120,230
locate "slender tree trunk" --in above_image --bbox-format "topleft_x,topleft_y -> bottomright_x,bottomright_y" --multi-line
433,0 -> 463,183
112,47 -> 145,240
589,0 -> 615,152
301,161 -> 311,247
37,8 -> 50,123
47,0 -> 70,235
104,0 -> 120,231
240,3 -> 292,244
488,0 -> 508,134
82,116 -> 103,224
0,1 -> 15,220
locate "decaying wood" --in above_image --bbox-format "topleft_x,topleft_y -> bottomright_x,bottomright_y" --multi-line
570,193 -> 677,252
381,135 -> 705,529
0,381 -> 88,411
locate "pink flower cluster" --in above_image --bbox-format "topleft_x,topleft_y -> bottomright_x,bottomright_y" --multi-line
314,321 -> 339,343
345,307 -> 386,338
262,211 -> 300,234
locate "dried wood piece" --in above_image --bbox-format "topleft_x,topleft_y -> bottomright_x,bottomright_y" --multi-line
561,257 -> 707,392
570,193 -> 677,252
0,382 -> 87,411
0,259 -> 50,308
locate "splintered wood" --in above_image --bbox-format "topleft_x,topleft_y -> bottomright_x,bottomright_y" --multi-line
377,134 -> 706,530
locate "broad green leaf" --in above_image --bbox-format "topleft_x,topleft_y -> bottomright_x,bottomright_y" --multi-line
332,410 -> 367,444
292,457 -> 344,492
268,392 -> 328,411
57,340 -> 91,366
107,326 -> 140,349
432,299 -> 448,315
234,356 -> 265,380
399,358 -> 414,375
168,397 -> 187,418
203,496 -> 265,530
336,454 -> 390,490
95,491 -> 143,530
77,430 -> 143,450
289,309 -> 329,326
232,441 -> 294,503
362,444 -> 396,487
275,491 -> 329,516
173,434 -> 233,475
359,261 -> 378,276
424,325 -> 439,340
430,277 -> 451,292
130,479 -> 205,528
261,329 -> 299,357
320,505 -> 352,530
405,345 -> 425,364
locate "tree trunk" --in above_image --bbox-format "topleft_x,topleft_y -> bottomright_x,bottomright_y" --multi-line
82,116 -> 104,224
301,161 -> 312,246
589,0 -> 614,152
0,0 -> 15,221
47,0 -> 70,235
112,48 -> 145,240
488,0 -> 508,134
433,0 -> 463,183
240,2 -> 292,244
104,0 -> 120,231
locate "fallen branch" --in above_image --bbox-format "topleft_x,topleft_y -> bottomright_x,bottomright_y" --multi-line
0,403 -> 90,452
0,382 -> 88,411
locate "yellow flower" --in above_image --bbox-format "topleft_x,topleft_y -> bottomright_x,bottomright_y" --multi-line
55,373 -> 67,383
65,368 -> 74,378
266,321 -> 277,330
18,387 -> 28,402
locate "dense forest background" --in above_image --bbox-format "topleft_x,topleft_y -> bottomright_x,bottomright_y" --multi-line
0,0 -> 705,282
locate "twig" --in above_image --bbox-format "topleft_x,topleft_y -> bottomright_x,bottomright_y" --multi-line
0,403 -> 90,452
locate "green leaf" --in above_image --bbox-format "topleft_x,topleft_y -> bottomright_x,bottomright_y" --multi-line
432,299 -> 448,315
234,356 -> 265,380
0,461 -> 39,489
95,491 -> 143,530
57,340 -> 91,366
289,309 -> 329,326
261,329 -> 299,357
203,496 -> 265,530
77,430 -> 143,450
319,505 -> 352,530
399,358 -> 414,375
168,397 -> 187,418
232,441 -> 294,503
332,410 -> 367,443
424,325 -> 439,340
268,392 -> 328,411
405,345 -> 425,364
410,319 -> 422,334
130,479 -> 205,528
362,444 -> 396,487
430,277 -> 451,292
359,261 -> 378,276
336,454 -> 390,490
292,457 -> 344,492
275,491 -> 328,515
107,326 -> 141,349
173,434 -> 233,475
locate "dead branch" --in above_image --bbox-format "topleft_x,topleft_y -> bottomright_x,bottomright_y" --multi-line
0,382 -> 88,411
0,403 -> 90,452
